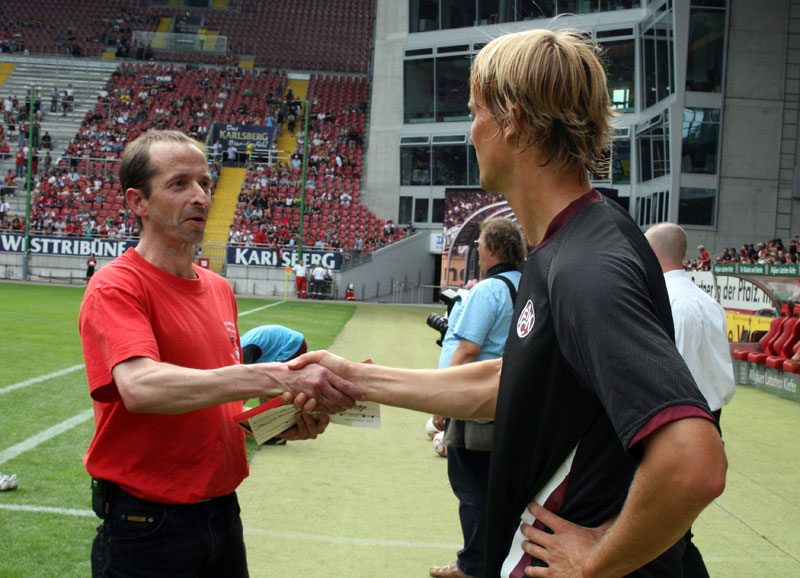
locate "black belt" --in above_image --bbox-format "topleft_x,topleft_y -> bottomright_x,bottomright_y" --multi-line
91,478 -> 230,519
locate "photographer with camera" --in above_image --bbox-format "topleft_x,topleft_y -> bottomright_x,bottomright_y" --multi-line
430,217 -> 526,578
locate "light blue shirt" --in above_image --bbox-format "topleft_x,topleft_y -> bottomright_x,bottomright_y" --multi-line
438,271 -> 521,368
240,325 -> 306,363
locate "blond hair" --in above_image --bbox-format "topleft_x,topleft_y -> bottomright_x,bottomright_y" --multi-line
470,28 -> 614,176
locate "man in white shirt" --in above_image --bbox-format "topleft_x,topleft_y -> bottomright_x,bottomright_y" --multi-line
292,262 -> 308,299
645,223 -> 735,419
645,222 -> 735,578
310,263 -> 326,299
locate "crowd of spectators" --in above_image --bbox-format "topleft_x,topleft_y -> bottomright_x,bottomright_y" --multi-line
683,237 -> 800,270
0,59 -> 406,256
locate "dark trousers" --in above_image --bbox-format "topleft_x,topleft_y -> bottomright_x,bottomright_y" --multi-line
447,446 -> 491,578
92,482 -> 248,578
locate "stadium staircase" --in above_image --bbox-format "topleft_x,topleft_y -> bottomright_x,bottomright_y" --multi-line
203,167 -> 247,273
0,57 -> 116,218
275,79 -> 308,153
0,63 -> 13,88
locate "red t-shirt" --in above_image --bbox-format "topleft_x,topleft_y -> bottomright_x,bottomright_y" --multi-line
79,248 -> 248,504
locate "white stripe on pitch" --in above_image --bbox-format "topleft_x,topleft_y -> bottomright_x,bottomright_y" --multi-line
0,364 -> 85,396
245,527 -> 460,549
0,503 -> 95,518
0,301 -> 278,396
238,301 -> 284,317
0,409 -> 94,466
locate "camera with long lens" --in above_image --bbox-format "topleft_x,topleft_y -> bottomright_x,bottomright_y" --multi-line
427,288 -> 462,347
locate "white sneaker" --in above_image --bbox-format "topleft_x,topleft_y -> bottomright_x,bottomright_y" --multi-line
0,473 -> 18,491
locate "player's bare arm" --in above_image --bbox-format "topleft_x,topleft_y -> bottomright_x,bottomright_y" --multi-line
111,356 -> 363,415
520,417 -> 726,577
289,350 -> 500,419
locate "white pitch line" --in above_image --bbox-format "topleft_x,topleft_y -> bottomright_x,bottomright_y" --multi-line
0,506 -> 461,550
245,527 -> 461,549
0,503 -> 95,518
0,301 -> 279,395
238,301 -> 284,317
0,363 -> 85,396
0,409 -> 94,466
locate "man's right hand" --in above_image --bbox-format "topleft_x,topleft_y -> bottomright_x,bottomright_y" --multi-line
265,360 -> 363,414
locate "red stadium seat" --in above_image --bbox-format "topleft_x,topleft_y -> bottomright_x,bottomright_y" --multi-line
766,305 -> 800,368
744,304 -> 792,364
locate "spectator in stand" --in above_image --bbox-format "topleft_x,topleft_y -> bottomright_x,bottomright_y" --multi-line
228,224 -> 241,244
227,143 -> 238,166
41,131 -> 52,149
15,148 -> 25,178
0,196 -> 9,220
697,244 -> 710,270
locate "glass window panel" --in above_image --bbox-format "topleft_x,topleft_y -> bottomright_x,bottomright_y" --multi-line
681,108 -> 720,174
478,0 -> 500,24
612,138 -> 631,184
519,0 -> 555,19
436,55 -> 472,122
655,23 -> 674,102
678,187 -> 716,226
686,7 -> 725,92
404,59 -> 434,123
432,198 -> 445,223
602,0 -> 635,9
414,198 -> 430,223
433,144 -> 467,185
441,0 -> 475,29
601,39 -> 635,113
639,137 -> 653,182
410,0 -> 440,33
642,28 -> 657,108
468,144 -> 480,186
637,115 -> 670,182
401,146 -> 431,185
399,196 -> 413,225
692,0 -> 725,7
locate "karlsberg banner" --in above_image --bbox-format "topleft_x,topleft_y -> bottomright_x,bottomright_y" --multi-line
211,123 -> 276,152
1,233 -> 343,271
227,246 -> 343,270
0,233 -> 136,257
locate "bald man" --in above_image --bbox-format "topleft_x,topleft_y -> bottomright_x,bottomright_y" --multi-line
645,223 -> 735,421
646,222 -> 735,578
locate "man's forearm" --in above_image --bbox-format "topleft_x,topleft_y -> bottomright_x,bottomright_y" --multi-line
112,357 -> 361,415
344,357 -> 500,419
581,418 -> 726,577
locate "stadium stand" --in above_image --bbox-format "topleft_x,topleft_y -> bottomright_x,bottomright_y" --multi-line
0,0 -> 372,72
0,0 -> 409,259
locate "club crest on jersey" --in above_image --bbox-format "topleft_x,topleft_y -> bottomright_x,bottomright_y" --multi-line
516,300 -> 535,337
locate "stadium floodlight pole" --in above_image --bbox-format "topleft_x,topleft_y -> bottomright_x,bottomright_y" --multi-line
297,97 -> 311,261
22,84 -> 34,281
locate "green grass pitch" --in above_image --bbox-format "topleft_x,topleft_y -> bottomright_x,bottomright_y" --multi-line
1,282 -> 799,577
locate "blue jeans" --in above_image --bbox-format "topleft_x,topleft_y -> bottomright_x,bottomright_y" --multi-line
91,483 -> 248,577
